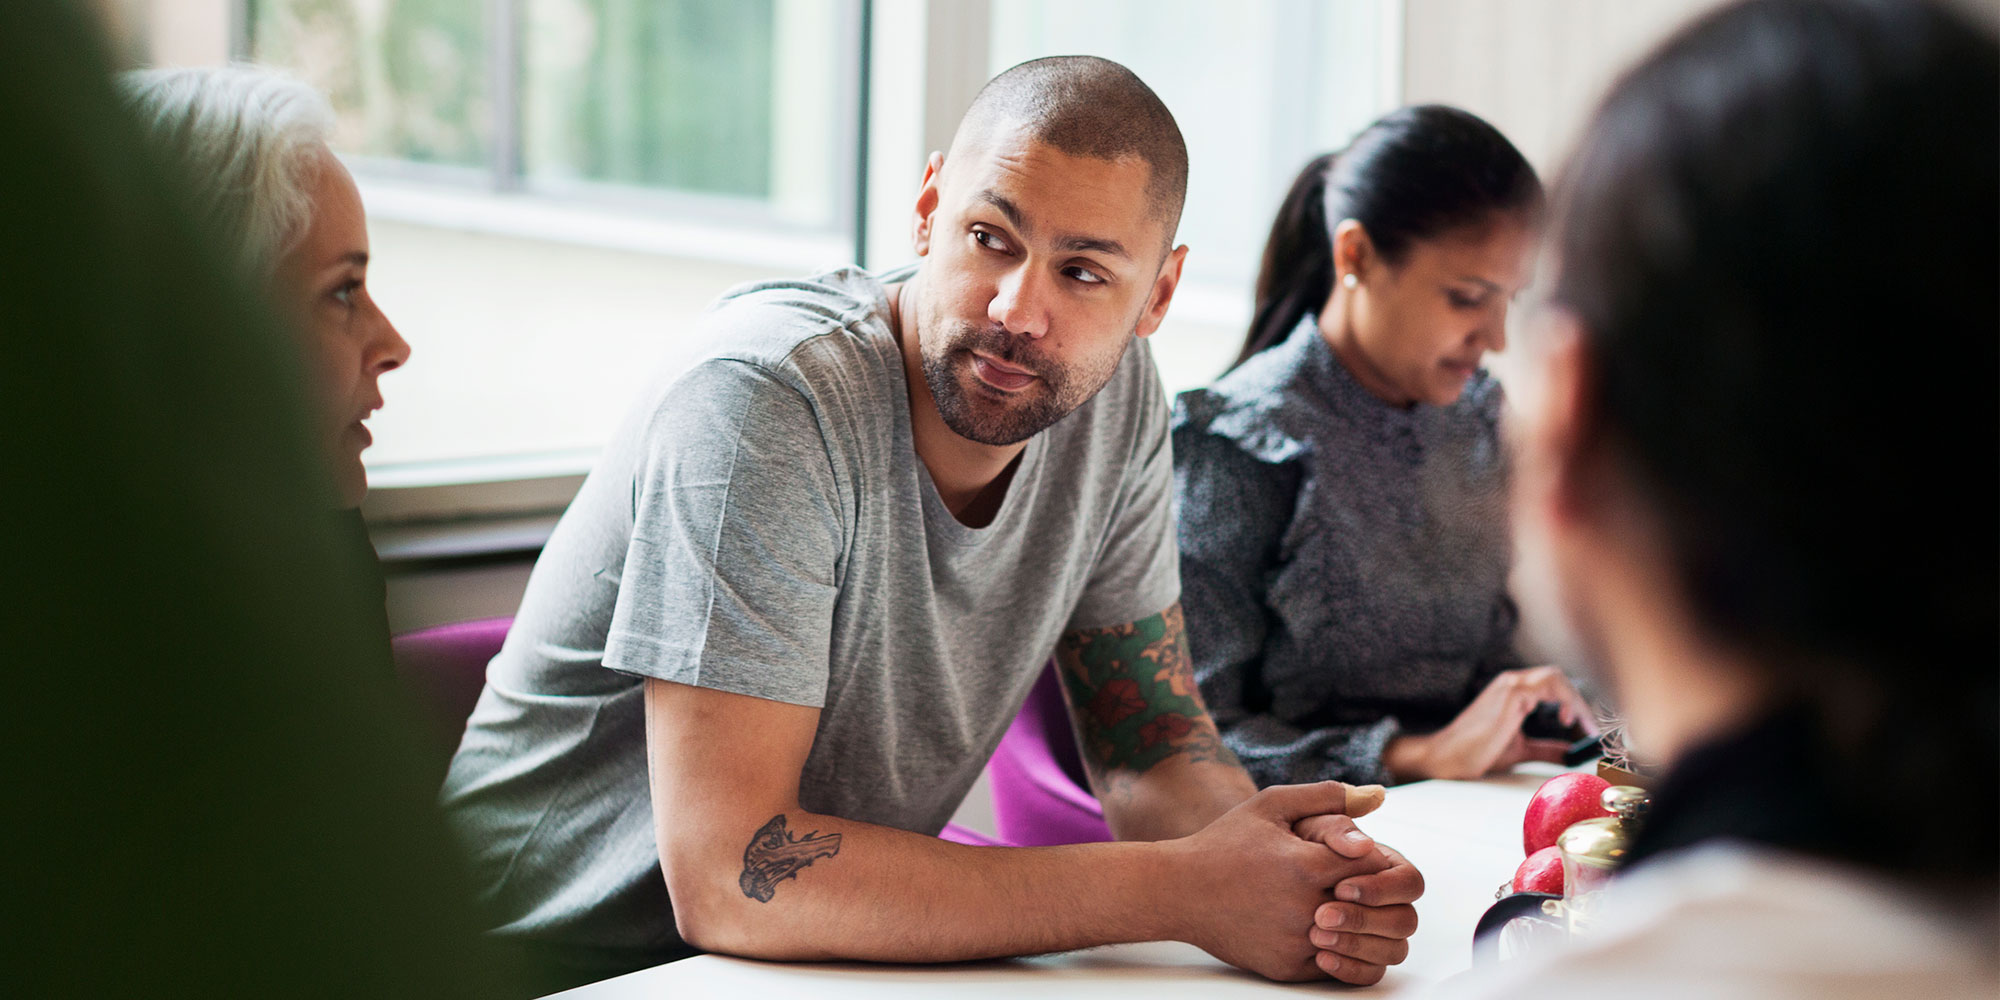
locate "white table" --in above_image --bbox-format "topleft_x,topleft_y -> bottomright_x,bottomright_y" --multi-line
550,764 -> 1572,998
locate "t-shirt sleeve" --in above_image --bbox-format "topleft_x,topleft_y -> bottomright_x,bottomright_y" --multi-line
1065,359 -> 1181,632
603,359 -> 844,708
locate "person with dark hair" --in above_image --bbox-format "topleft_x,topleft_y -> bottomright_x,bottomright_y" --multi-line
441,55 -> 1421,989
1438,0 -> 1997,995
1173,105 -> 1591,789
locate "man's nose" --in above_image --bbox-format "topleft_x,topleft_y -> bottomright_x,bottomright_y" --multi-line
988,266 -> 1051,339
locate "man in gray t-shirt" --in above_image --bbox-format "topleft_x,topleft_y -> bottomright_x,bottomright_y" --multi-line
442,56 -> 1422,990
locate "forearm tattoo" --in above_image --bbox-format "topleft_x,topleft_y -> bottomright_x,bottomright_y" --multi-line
738,814 -> 843,903
1055,603 -> 1239,792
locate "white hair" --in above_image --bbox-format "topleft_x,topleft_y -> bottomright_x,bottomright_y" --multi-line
120,64 -> 337,275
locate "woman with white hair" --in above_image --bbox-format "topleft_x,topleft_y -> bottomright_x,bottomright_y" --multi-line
123,65 -> 410,509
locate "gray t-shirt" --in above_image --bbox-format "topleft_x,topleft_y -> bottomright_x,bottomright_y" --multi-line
440,267 -> 1179,972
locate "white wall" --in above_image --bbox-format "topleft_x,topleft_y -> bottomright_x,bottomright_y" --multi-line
1401,0 -> 1729,176
139,0 -> 232,66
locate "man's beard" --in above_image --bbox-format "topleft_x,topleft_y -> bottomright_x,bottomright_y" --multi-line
920,319 -> 1126,447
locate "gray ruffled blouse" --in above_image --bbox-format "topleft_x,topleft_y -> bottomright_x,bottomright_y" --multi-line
1172,316 -> 1523,786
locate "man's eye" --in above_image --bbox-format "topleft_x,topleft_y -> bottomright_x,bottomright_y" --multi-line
973,230 -> 1007,252
1066,267 -> 1105,285
332,282 -> 360,307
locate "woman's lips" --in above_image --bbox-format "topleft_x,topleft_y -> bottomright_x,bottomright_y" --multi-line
972,353 -> 1038,392
347,421 -> 373,448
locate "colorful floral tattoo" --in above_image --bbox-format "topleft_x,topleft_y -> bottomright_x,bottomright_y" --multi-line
1054,603 -> 1238,795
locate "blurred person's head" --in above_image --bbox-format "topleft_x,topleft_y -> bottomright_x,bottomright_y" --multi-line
1239,106 -> 1543,407
3,2 -> 519,993
1511,0 -> 1996,882
902,55 -> 1189,446
123,65 -> 409,507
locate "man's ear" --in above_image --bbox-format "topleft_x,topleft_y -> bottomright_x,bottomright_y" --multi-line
1134,244 -> 1189,339
911,151 -> 945,256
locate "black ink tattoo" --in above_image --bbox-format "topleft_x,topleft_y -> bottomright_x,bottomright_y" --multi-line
738,814 -> 843,903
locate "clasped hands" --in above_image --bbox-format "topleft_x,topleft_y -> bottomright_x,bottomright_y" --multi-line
1177,781 -> 1423,985
1293,788 -> 1422,985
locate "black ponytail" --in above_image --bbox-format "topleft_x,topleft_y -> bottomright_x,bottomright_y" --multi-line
1235,105 -> 1542,370
1238,152 -> 1339,368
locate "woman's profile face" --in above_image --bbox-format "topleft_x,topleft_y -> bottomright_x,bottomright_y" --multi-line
1335,215 -> 1535,408
274,147 -> 410,507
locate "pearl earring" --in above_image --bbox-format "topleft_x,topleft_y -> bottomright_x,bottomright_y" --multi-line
1342,272 -> 1358,290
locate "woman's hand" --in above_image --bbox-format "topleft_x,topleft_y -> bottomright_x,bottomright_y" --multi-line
1382,666 -> 1597,781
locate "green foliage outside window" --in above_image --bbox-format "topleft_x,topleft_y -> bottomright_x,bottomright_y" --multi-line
529,0 -> 774,198
251,0 -> 490,169
248,0 -> 777,200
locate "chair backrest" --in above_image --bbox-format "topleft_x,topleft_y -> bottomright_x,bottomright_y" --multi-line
390,616 -> 511,779
986,662 -> 1114,846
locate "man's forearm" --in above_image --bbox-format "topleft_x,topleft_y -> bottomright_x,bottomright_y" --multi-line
667,809 -> 1190,962
1055,603 -> 1257,840
1098,757 -> 1256,841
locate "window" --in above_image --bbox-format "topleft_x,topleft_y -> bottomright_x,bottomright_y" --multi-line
233,0 -> 862,483
247,0 -> 857,230
248,0 -> 493,174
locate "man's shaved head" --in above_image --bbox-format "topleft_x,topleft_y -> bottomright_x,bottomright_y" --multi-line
948,56 -> 1187,244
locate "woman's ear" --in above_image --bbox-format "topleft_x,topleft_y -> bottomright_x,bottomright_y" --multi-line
1331,218 -> 1375,286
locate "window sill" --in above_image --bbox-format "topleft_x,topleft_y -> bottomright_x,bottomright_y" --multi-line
372,512 -> 558,573
362,450 -> 591,526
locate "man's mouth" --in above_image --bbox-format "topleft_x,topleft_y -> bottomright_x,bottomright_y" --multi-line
971,352 -> 1038,392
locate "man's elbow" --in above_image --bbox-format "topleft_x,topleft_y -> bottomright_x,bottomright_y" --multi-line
664,862 -> 751,955
663,857 -> 822,960
665,880 -> 728,954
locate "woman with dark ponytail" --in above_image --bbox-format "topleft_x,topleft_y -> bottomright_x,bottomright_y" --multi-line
1172,104 -> 1585,787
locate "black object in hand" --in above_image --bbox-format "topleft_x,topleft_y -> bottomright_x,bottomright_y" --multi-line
1563,733 -> 1605,766
1521,701 -> 1578,740
1524,701 -> 1604,764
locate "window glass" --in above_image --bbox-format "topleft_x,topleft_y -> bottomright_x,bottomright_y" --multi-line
521,0 -> 775,199
249,0 -> 491,170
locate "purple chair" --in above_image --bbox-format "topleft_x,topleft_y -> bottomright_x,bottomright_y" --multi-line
391,615 -> 512,773
986,662 -> 1113,845
938,822 -> 1008,847
389,614 -> 1006,845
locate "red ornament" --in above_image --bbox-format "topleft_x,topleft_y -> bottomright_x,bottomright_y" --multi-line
1523,773 -> 1612,855
1512,846 -> 1565,894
